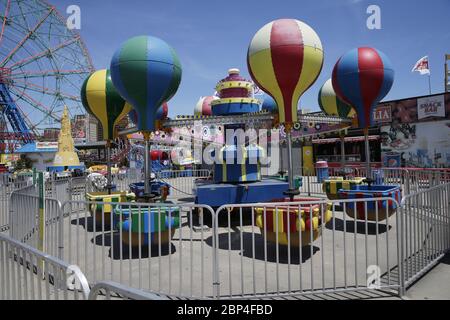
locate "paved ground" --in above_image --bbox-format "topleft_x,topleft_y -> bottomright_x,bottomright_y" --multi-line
404,253 -> 450,300
3,176 -> 449,300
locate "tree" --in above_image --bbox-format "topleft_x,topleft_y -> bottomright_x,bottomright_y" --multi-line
15,155 -> 33,170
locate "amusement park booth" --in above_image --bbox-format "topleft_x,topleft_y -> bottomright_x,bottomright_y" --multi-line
15,142 -> 59,172
312,126 -> 382,170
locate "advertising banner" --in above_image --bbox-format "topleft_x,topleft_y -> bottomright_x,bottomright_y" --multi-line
381,120 -> 450,168
375,93 -> 449,125
417,95 -> 446,120
372,104 -> 392,124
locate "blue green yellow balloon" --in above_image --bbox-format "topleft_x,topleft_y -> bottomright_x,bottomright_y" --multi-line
110,35 -> 182,133
81,69 -> 132,140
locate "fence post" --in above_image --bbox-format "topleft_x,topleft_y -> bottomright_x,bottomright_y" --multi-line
397,202 -> 405,297
38,172 -> 45,253
68,178 -> 73,202
212,208 -> 220,300
32,168 -> 37,185
404,169 -> 410,196
306,169 -> 311,197
58,202 -> 64,260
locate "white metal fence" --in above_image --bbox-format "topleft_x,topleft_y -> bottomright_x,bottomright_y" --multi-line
1,170 -> 450,300
0,174 -> 34,232
213,198 -> 401,298
0,233 -> 90,300
8,196 -> 408,299
110,169 -> 211,200
58,200 -> 216,299
398,182 -> 450,294
296,167 -> 450,197
88,281 -> 170,300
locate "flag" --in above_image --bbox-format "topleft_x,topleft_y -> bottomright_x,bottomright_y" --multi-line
412,56 -> 430,75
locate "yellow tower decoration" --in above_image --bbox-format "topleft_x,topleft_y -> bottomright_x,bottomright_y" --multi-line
53,106 -> 80,167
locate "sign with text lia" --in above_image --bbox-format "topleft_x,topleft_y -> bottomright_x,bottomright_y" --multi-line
417,95 -> 446,120
372,104 -> 392,123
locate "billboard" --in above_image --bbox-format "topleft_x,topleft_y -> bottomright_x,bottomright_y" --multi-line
374,93 -> 449,125
381,120 -> 450,168
417,95 -> 446,120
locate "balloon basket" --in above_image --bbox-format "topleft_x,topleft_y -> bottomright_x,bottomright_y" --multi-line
114,205 -> 180,247
86,191 -> 136,227
129,182 -> 170,199
337,185 -> 401,221
254,198 -> 332,247
322,177 -> 366,200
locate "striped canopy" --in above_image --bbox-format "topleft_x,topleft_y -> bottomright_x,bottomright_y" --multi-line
247,19 -> 324,128
318,79 -> 355,118
110,35 -> 182,133
332,47 -> 394,129
81,69 -> 132,141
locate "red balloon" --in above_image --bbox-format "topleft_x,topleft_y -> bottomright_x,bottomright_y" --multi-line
150,150 -> 168,161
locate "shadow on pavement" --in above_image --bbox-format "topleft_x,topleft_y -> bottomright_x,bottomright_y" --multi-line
71,217 -> 113,232
205,232 -> 319,264
326,217 -> 391,235
91,232 -> 176,260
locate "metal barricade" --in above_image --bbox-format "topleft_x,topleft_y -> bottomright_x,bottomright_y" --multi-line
9,193 -> 62,257
2,171 -> 449,300
0,176 -> 35,233
157,169 -> 211,199
0,233 -> 90,300
398,182 -> 450,295
59,200 -> 217,299
214,197 -> 402,298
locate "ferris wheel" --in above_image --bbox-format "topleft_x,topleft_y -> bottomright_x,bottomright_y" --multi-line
0,0 -> 94,149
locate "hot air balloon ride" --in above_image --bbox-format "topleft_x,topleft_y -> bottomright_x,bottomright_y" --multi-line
318,79 -> 366,199
81,69 -> 135,225
332,47 -> 400,221
110,35 -> 182,199
247,19 -> 334,247
318,78 -> 355,167
260,94 -> 278,113
247,18 -> 324,200
128,103 -> 168,131
332,47 -> 394,177
81,69 -> 132,193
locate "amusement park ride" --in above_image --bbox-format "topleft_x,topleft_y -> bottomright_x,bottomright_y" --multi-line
0,0 -> 402,248
0,0 -> 94,154
77,18 -> 398,247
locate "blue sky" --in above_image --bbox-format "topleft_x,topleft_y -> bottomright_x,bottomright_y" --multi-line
56,0 -> 450,117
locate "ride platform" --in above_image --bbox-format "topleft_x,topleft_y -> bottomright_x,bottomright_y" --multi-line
194,178 -> 289,208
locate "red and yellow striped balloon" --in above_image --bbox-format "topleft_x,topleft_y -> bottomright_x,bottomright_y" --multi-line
247,19 -> 324,129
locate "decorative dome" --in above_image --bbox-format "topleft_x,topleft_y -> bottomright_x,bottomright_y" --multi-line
216,68 -> 253,99
211,68 -> 260,116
